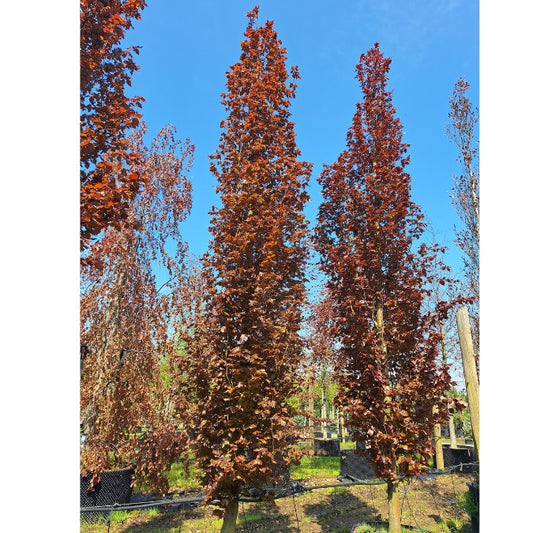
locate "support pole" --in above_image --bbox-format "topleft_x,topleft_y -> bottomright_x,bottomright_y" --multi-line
456,306 -> 480,460
433,405 -> 444,470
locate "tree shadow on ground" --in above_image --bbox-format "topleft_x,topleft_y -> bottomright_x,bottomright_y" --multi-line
427,513 -> 472,533
118,506 -> 195,532
236,499 -> 300,532
302,488 -> 381,532
116,499 -> 298,532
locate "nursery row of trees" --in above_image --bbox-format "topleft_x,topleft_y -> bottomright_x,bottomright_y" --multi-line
80,5 -> 479,533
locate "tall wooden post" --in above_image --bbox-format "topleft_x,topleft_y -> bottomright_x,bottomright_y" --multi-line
433,405 -> 444,470
448,415 -> 458,449
456,306 -> 480,460
321,387 -> 327,437
308,378 -> 315,439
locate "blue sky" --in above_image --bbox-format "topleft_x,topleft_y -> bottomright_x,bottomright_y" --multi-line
123,0 -> 479,278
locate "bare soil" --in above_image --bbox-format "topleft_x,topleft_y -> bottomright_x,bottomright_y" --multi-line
81,472 -> 475,532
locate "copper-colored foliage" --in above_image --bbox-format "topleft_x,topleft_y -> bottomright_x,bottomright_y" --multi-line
80,0 -> 147,253
185,6 -> 312,514
314,44 -> 464,483
80,123 -> 194,496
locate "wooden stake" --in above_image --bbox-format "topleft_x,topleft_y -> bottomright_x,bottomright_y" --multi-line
433,405 -> 444,470
321,387 -> 327,437
456,306 -> 480,460
448,415 -> 458,449
340,414 -> 346,444
308,378 -> 314,438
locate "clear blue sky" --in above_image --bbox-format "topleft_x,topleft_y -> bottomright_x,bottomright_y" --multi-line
123,0 -> 479,277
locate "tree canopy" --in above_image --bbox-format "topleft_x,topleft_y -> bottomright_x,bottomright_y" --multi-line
185,7 -> 312,529
80,123 -> 194,495
80,0 -> 146,254
314,43 -> 463,532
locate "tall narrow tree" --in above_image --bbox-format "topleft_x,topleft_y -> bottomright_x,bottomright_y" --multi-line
80,0 -> 146,254
423,240 -> 469,464
447,78 -> 480,371
305,289 -> 338,438
187,7 -> 311,532
315,44 -> 462,533
80,123 -> 193,495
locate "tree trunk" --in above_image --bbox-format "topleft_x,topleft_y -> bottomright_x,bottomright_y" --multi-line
375,301 -> 402,532
387,481 -> 402,533
448,414 -> 458,449
340,414 -> 346,444
308,379 -> 315,438
433,420 -> 444,470
432,403 -> 444,469
376,297 -> 404,531
321,387 -> 327,437
375,299 -> 387,357
456,306 -> 480,460
220,499 -> 239,533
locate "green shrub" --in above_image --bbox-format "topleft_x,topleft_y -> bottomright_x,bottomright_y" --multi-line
458,487 -> 478,519
444,516 -> 466,532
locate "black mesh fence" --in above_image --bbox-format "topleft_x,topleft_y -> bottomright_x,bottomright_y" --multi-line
80,468 -> 306,528
80,461 -> 478,530
80,494 -> 204,530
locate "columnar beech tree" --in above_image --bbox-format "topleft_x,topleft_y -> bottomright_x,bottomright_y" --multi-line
80,123 -> 193,495
447,78 -> 480,369
80,0 -> 146,253
315,44 -> 462,533
305,289 -> 338,436
423,239 -> 469,463
188,8 -> 311,531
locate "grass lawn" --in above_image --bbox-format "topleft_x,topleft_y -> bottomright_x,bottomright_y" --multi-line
291,455 -> 340,481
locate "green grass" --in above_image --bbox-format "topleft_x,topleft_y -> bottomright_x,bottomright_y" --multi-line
237,511 -> 268,525
162,451 -> 344,492
352,526 -> 419,533
328,486 -> 350,494
340,440 -> 356,450
443,517 -> 468,532
108,508 -> 159,523
110,510 -> 131,522
166,455 -> 201,492
290,455 -> 340,480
